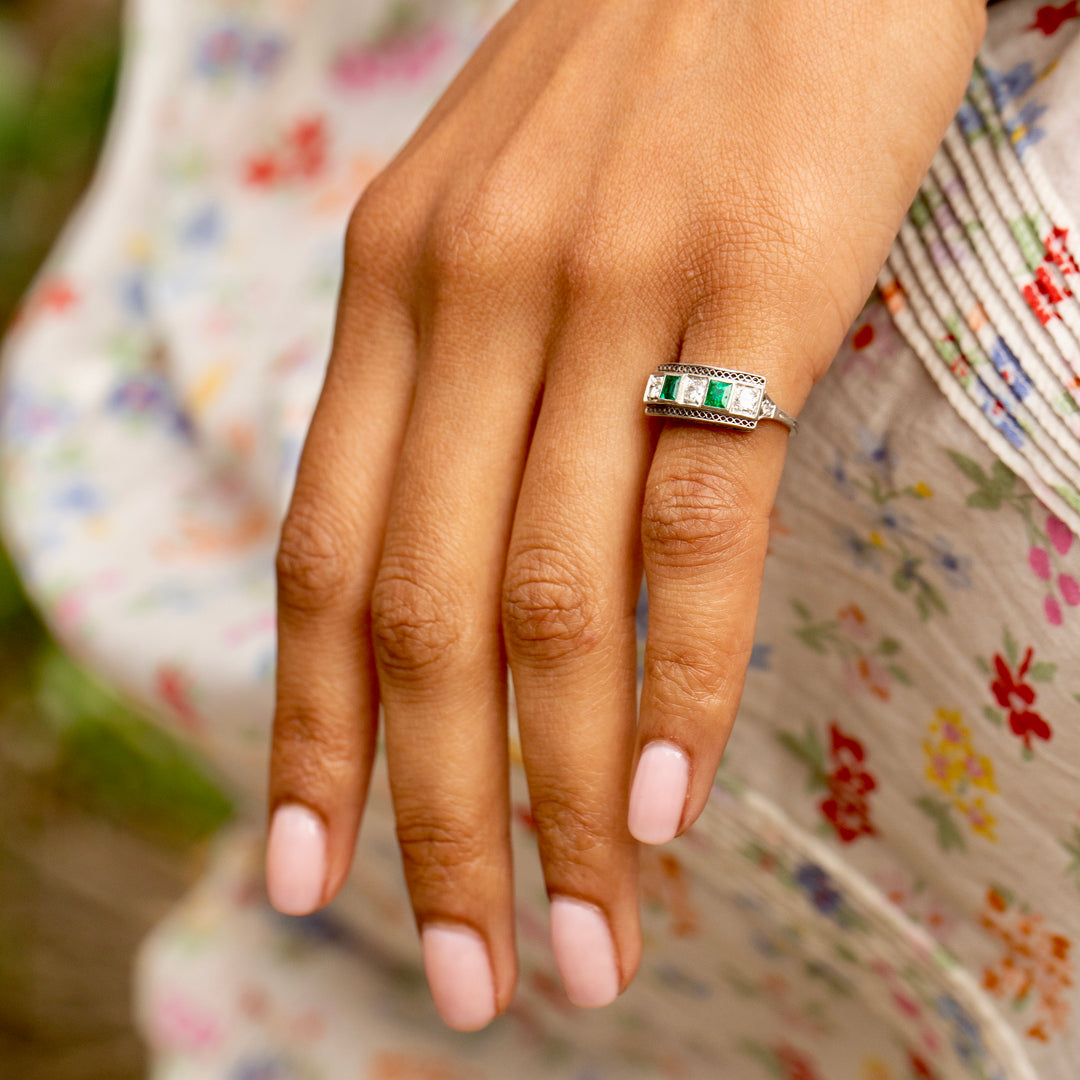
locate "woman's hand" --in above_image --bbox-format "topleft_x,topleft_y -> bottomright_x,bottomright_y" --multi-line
267,0 -> 985,1030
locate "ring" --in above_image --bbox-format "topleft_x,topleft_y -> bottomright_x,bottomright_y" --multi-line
643,364 -> 798,434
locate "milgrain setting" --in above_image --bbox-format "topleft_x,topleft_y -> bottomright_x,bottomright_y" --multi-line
643,363 -> 798,434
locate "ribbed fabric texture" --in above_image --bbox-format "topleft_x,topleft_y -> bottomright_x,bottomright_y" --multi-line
879,59 -> 1080,534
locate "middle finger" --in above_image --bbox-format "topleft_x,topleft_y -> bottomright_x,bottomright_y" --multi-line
503,302 -> 672,1007
371,270 -> 546,1030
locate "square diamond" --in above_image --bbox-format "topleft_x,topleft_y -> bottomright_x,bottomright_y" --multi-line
677,375 -> 709,407
729,383 -> 762,417
644,374 -> 665,403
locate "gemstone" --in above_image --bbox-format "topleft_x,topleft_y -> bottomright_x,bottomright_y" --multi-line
677,375 -> 709,407
729,384 -> 762,416
660,374 -> 680,401
644,374 -> 665,402
704,380 -> 731,409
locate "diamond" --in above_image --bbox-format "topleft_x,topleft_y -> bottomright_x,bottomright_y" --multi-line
729,383 -> 762,417
677,375 -> 709,407
660,375 -> 681,401
644,374 -> 665,402
704,380 -> 731,409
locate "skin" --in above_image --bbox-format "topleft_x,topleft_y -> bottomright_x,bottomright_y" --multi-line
268,0 -> 987,1028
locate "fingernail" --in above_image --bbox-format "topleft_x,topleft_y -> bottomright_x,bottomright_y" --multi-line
627,740 -> 689,845
421,923 -> 497,1031
550,896 -> 620,1008
266,803 -> 327,915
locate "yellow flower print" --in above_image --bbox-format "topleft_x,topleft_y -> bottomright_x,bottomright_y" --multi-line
860,1059 -> 897,1080
912,481 -> 933,499
956,796 -> 998,842
960,748 -> 996,793
928,708 -> 970,748
918,708 -> 1000,848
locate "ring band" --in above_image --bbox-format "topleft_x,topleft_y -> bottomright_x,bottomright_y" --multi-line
643,363 -> 798,434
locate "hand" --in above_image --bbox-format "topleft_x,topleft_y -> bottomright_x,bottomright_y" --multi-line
266,0 -> 985,1030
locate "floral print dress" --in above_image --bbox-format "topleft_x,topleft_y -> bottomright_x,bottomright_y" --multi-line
3,0 -> 1080,1077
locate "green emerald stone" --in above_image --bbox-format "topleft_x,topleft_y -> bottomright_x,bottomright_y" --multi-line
660,375 -> 680,401
705,380 -> 731,409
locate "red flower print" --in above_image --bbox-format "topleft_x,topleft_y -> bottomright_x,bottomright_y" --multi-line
38,278 -> 79,313
1028,2 -> 1079,36
1022,282 -> 1054,325
244,155 -> 280,187
1035,263 -> 1072,303
990,648 -> 1052,749
155,663 -> 204,733
819,722 -> 877,843
774,1043 -> 823,1080
243,115 -> 329,188
851,323 -> 874,350
908,1051 -> 939,1080
1044,226 -> 1080,275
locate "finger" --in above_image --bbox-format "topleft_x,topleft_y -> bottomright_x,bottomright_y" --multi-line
631,317 -> 812,846
502,311 -> 667,1008
370,262 -> 549,1030
267,210 -> 414,916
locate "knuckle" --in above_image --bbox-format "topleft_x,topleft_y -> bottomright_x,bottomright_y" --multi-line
642,462 -> 768,568
344,178 -> 414,283
643,641 -> 736,709
276,503 -> 355,615
531,791 -> 614,860
272,708 -> 354,784
560,228 -> 641,306
502,546 -> 602,665
394,810 -> 489,888
427,180 -> 547,291
370,563 -> 466,683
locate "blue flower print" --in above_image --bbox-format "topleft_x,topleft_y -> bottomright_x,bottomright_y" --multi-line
1006,101 -> 1048,158
794,862 -> 842,917
836,525 -> 881,571
928,537 -> 973,588
984,61 -> 1036,109
229,1060 -> 295,1080
989,337 -> 1033,401
749,643 -> 773,671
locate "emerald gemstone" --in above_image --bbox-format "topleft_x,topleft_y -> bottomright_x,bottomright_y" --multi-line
705,380 -> 731,409
660,375 -> 680,401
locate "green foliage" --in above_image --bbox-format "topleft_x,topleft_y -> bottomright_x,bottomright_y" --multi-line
33,645 -> 233,845
0,12 -> 120,326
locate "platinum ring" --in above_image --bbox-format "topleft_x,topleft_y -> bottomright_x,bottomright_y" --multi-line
643,363 -> 798,434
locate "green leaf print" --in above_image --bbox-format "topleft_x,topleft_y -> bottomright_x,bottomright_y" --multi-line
1028,661 -> 1058,682
983,705 -> 1004,727
776,725 -> 828,790
948,450 -> 990,487
966,490 -> 1002,510
1003,627 -> 1019,668
1062,826 -> 1080,890
989,460 -> 1017,497
888,664 -> 914,686
915,796 -> 967,853
878,637 -> 901,657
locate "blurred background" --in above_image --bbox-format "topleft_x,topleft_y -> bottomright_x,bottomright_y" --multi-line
0,3 -> 233,1076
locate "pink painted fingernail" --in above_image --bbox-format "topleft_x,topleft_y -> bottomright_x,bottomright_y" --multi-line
628,740 -> 689,845
550,896 -> 620,1008
421,923 -> 497,1031
266,803 -> 327,915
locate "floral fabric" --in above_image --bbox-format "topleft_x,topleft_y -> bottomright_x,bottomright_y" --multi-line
3,0 -> 1080,1077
